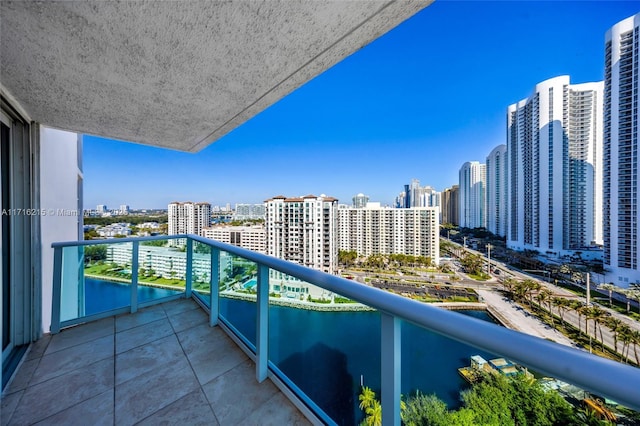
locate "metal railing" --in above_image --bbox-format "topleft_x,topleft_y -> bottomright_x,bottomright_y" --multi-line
51,234 -> 640,424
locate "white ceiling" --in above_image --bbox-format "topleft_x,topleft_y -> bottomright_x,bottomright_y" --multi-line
1,1 -> 431,152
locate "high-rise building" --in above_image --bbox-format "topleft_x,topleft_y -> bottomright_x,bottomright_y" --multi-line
168,201 -> 212,237
459,161 -> 486,229
396,179 -> 440,210
338,205 -> 439,265
201,225 -> 266,253
441,185 -> 459,226
507,76 -> 603,256
96,204 -> 107,214
234,203 -> 266,220
486,145 -> 508,237
352,193 -> 369,208
603,13 -> 640,287
265,194 -> 338,274
119,204 -> 130,215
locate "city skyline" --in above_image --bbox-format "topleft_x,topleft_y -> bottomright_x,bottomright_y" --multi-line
82,2 -> 639,209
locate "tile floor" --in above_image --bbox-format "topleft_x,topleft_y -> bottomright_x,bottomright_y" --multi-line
1,298 -> 310,426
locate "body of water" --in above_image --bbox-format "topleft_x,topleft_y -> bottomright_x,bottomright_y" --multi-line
84,279 -> 498,425
219,298 -> 498,425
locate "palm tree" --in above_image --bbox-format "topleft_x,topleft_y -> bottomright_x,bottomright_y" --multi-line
605,317 -> 624,356
536,288 -> 554,326
587,306 -> 610,351
523,279 -> 541,307
365,400 -> 382,426
598,283 -> 617,306
619,324 -> 634,363
502,278 -> 517,299
552,297 -> 567,325
630,329 -> 640,366
571,301 -> 586,334
359,386 -> 376,411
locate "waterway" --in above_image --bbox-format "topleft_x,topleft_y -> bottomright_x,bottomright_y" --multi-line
84,278 -> 497,425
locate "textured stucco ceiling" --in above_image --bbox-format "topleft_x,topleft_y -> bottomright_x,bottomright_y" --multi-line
1,1 -> 432,152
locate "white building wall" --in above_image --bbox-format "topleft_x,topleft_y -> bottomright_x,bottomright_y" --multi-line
507,76 -> 603,257
40,127 -> 82,333
603,13 -> 640,286
458,161 -> 486,229
201,225 -> 266,253
486,144 -> 508,237
337,205 -> 439,265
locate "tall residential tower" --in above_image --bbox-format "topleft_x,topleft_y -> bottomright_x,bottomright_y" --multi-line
265,194 -> 338,274
507,76 -> 603,256
604,13 -> 640,286
458,161 -> 486,229
486,145 -> 508,237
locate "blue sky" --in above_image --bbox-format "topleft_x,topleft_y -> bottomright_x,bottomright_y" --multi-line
83,1 -> 639,210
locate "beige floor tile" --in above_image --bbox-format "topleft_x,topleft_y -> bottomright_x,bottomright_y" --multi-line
136,389 -> 219,426
0,390 -> 23,426
115,304 -> 167,332
31,335 -> 113,385
45,317 -> 114,355
9,358 -> 114,425
33,390 -> 113,426
115,334 -> 184,385
115,317 -> 173,354
203,360 -> 279,425
167,306 -> 208,333
115,359 -> 199,426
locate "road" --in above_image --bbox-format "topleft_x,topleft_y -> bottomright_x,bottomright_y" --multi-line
444,239 -> 640,360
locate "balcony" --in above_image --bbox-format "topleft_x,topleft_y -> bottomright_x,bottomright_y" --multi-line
3,234 -> 640,425
2,299 -> 308,425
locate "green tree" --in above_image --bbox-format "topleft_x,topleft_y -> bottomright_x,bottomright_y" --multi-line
401,393 -> 450,426
84,244 -> 107,262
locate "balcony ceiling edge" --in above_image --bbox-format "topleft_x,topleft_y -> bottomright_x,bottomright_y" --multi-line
0,0 -> 432,152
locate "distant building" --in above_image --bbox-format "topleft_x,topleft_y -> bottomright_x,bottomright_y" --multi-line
603,13 -> 640,286
265,194 -> 338,274
233,203 -> 265,220
459,161 -> 486,229
167,202 -> 212,239
352,193 -> 369,208
201,225 -> 266,253
396,179 -> 440,209
338,205 -> 439,265
486,145 -> 508,237
119,204 -> 130,215
507,75 -> 603,256
96,204 -> 107,214
96,223 -> 131,238
441,185 -> 459,226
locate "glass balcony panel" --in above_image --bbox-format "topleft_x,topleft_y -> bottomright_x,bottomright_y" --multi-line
70,242 -> 133,321
218,252 -> 258,347
267,270 -> 380,425
191,241 -> 213,307
137,238 -> 186,303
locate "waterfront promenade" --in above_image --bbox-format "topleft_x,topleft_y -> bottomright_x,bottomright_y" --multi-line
478,289 -> 578,348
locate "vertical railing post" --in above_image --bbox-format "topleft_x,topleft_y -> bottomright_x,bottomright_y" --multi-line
185,238 -> 193,298
130,241 -> 139,314
51,246 -> 63,334
381,313 -> 401,426
210,248 -> 219,327
256,263 -> 269,382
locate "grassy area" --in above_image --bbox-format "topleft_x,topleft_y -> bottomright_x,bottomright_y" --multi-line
468,272 -> 490,281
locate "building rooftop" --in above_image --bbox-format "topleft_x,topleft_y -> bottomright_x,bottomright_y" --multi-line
1,298 -> 309,425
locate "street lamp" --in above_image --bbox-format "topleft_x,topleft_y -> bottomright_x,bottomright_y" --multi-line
486,243 -> 492,274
